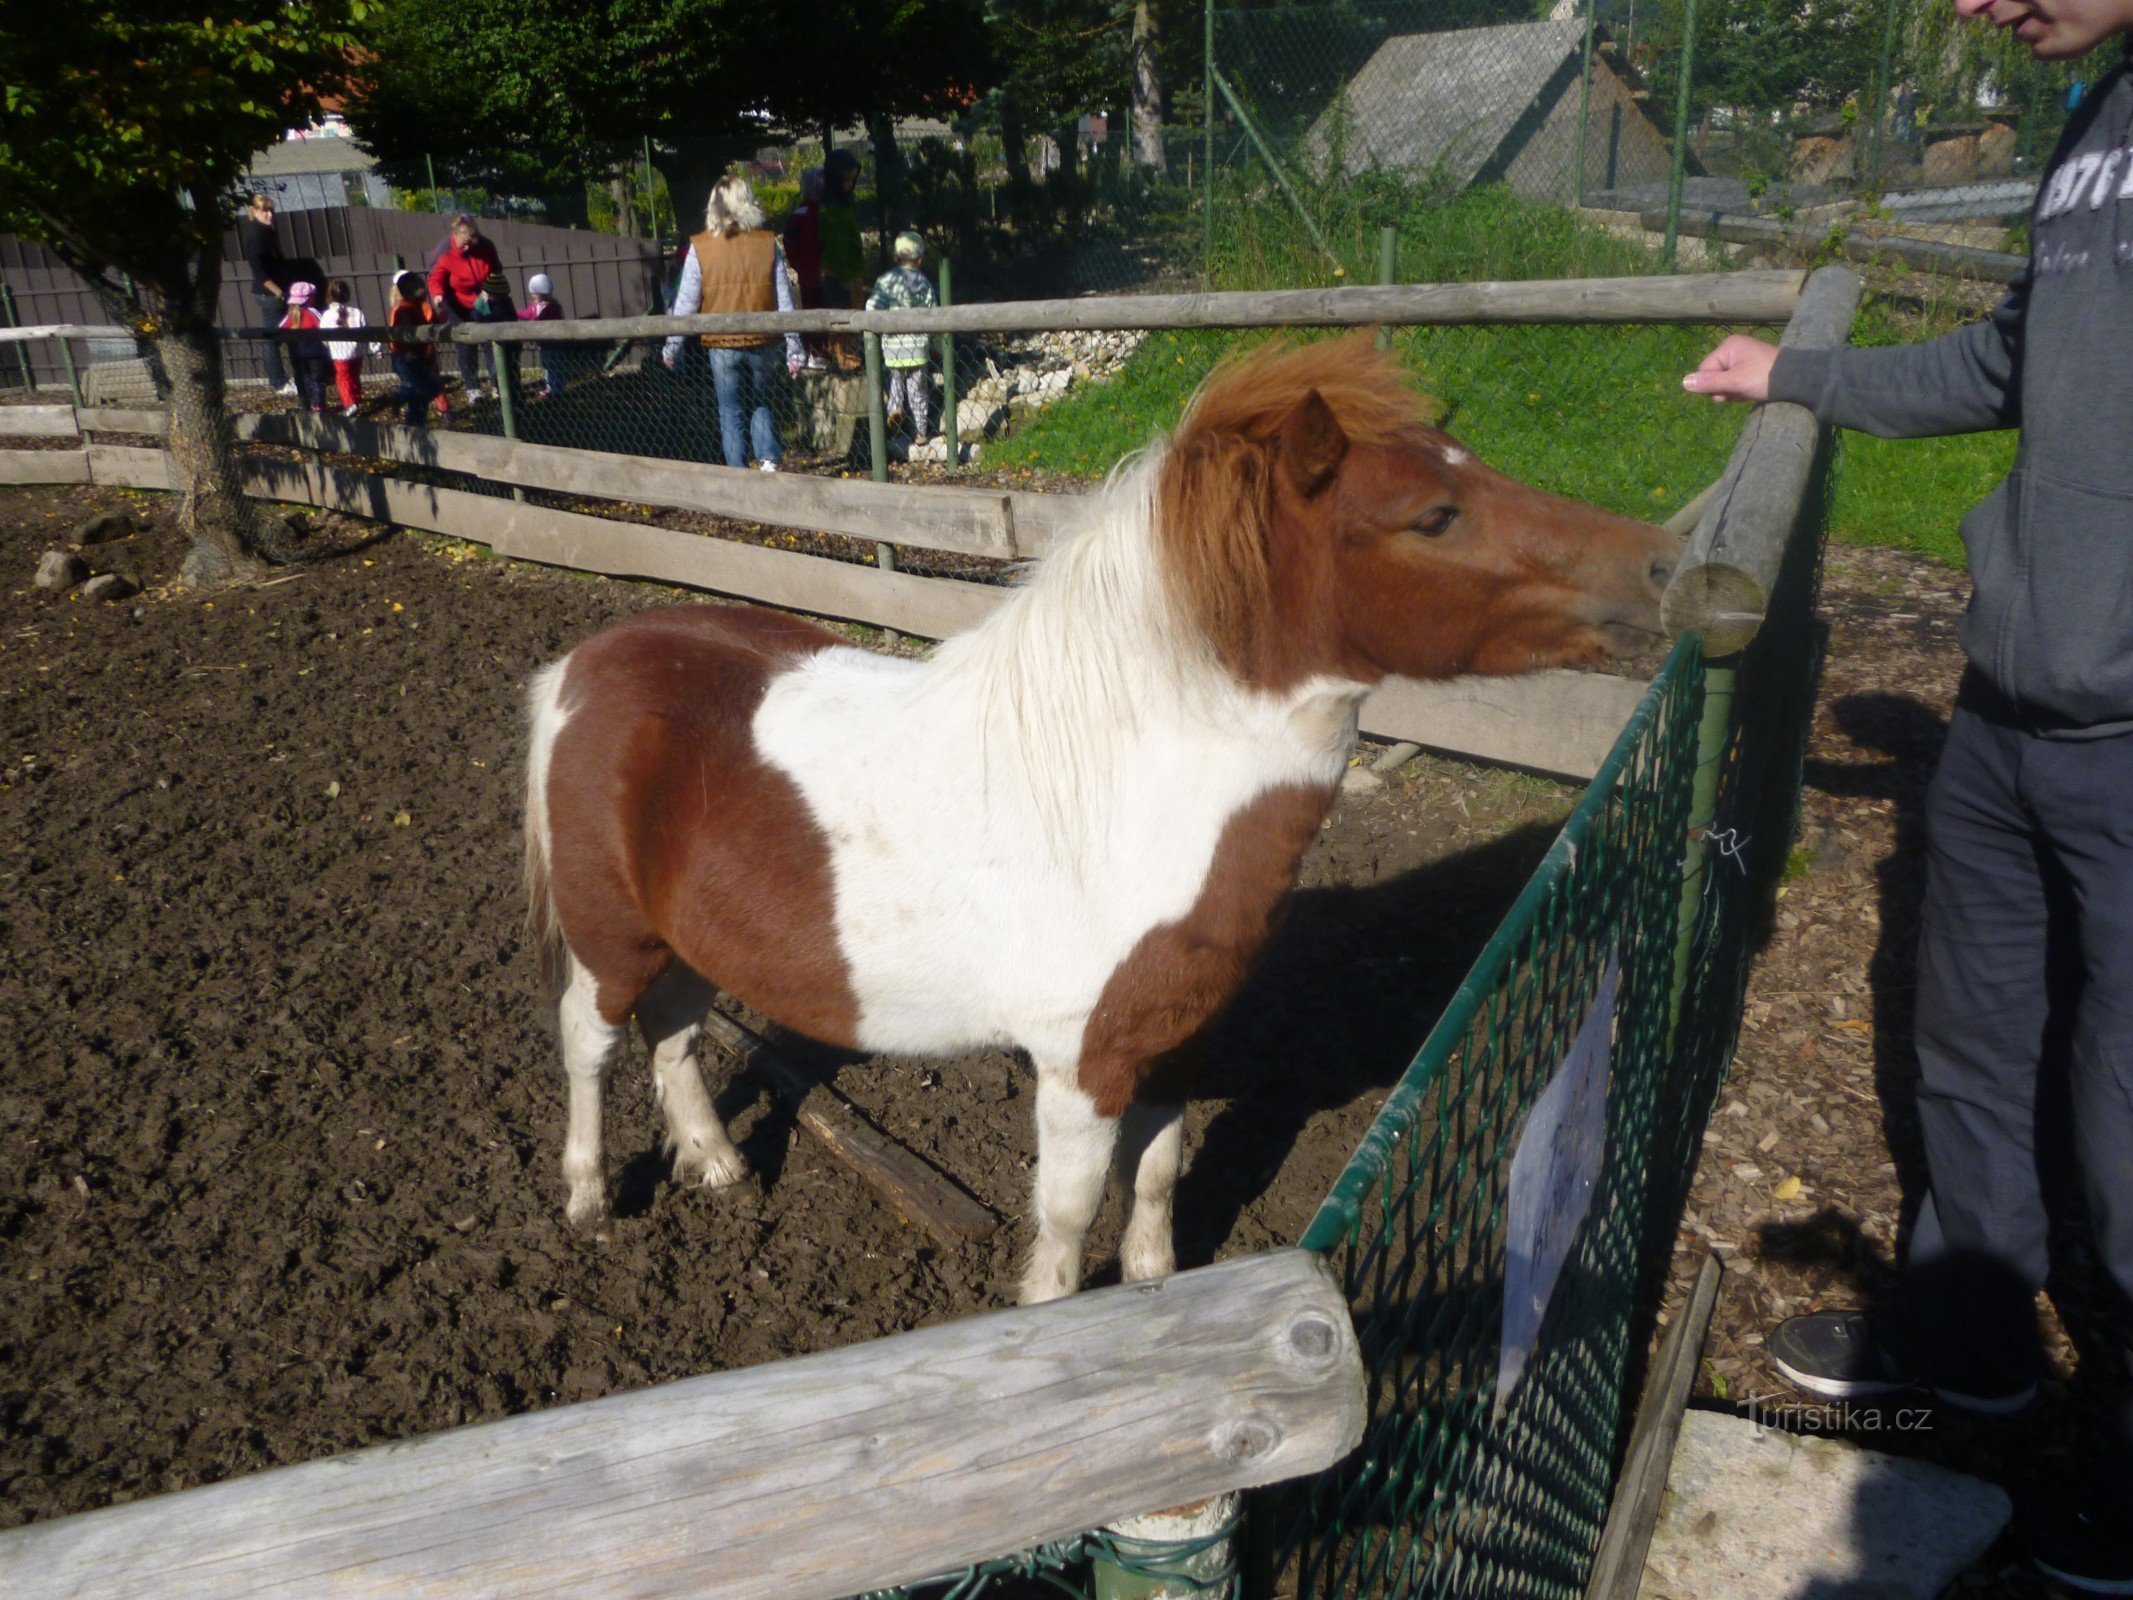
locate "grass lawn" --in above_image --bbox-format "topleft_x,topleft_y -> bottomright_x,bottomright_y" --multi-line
988,188 -> 2010,572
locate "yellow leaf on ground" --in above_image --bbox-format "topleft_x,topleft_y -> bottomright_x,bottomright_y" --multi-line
1773,1176 -> 1804,1201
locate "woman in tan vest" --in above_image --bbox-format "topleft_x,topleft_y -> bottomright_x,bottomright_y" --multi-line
662,176 -> 803,471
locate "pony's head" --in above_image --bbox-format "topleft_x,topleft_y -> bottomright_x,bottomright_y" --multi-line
1154,334 -> 1680,691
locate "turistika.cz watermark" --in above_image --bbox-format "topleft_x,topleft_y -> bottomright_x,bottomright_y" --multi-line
1743,1394 -> 1935,1437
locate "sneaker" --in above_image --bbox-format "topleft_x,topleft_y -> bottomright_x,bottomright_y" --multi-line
275,381 -> 299,397
342,405 -> 360,419
757,460 -> 778,473
1770,1310 -> 1916,1400
2027,1492 -> 2133,1594
1770,1310 -> 2037,1413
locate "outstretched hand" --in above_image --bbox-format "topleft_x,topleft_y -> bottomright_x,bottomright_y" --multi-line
1683,335 -> 1780,404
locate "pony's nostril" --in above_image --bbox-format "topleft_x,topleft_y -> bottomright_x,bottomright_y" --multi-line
1649,545 -> 1681,589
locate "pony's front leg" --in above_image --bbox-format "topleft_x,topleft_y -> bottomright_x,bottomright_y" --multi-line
1116,1099 -> 1185,1283
557,961 -> 623,1232
1021,1067 -> 1121,1304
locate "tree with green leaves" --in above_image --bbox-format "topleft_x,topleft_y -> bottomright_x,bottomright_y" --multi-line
0,2 -> 367,583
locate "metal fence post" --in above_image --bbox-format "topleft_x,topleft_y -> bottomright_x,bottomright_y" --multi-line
490,341 -> 525,502
1374,227 -> 1395,352
58,335 -> 84,411
1662,0 -> 1701,272
939,258 -> 958,471
1572,0 -> 1600,207
1,283 -> 36,393
1203,0 -> 1216,286
864,330 -> 888,484
1864,0 -> 1905,197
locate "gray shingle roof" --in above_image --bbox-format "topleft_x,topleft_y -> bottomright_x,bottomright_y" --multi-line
1314,18 -> 1584,185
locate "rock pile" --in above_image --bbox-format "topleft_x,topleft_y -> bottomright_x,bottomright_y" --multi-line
953,328 -> 1147,449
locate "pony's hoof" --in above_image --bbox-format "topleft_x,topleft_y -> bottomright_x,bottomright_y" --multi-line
564,1186 -> 610,1236
674,1143 -> 749,1191
1120,1242 -> 1176,1284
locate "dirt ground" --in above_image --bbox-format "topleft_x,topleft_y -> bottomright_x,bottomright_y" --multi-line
1654,543 -> 2128,1597
0,482 -> 1584,1527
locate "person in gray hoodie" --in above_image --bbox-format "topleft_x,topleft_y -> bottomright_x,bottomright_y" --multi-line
1686,1 -> 2133,1588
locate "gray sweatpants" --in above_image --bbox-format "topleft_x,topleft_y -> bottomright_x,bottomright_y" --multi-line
1900,673 -> 2133,1488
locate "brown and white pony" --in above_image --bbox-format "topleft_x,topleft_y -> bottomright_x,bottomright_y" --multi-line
523,335 -> 1678,1301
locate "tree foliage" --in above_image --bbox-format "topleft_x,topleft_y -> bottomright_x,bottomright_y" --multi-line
0,1 -> 365,285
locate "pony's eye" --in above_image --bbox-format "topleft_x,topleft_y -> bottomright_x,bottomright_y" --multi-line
1411,506 -> 1458,539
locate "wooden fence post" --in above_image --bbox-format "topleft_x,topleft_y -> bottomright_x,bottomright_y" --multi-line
489,343 -> 524,502
1374,227 -> 1396,352
1,284 -> 35,393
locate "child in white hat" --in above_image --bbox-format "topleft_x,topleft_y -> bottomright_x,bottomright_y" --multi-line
518,271 -> 567,397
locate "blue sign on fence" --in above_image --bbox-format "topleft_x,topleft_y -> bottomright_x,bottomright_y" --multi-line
1495,954 -> 1618,1416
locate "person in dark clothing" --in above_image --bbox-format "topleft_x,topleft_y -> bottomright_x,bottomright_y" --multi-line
1685,1 -> 2133,1590
236,192 -> 293,394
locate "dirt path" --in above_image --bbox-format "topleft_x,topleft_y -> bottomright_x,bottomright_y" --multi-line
0,483 -> 1583,1526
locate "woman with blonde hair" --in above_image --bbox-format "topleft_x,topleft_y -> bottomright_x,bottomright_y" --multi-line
662,176 -> 804,471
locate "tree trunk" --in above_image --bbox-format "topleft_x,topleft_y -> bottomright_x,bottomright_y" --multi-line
137,238 -> 267,586
1132,0 -> 1168,175
610,169 -> 640,238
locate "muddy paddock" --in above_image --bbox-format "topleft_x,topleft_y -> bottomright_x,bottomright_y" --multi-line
0,485 -> 1583,1525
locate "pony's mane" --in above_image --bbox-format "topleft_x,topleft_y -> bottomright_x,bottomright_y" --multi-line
1155,334 -> 1440,678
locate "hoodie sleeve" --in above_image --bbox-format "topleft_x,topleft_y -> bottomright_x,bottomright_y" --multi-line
662,249 -> 702,364
1766,274 -> 2026,438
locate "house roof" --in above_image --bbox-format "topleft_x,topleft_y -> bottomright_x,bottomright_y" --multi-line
1315,18 -> 1586,186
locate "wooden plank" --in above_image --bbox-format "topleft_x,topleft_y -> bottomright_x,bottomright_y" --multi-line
85,444 -> 173,491
76,406 -> 169,438
0,323 -> 126,343
1661,265 -> 1863,655
239,414 -> 1029,561
0,448 -> 90,485
236,458 -> 1008,640
698,1011 -> 997,1249
231,272 -> 1807,347
0,1249 -> 1365,1600
0,404 -> 78,440
1359,669 -> 1655,783
1643,207 -> 2025,285
1582,1255 -> 1724,1600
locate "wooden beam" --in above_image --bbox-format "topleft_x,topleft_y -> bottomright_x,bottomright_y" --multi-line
75,406 -> 169,438
238,413 -> 1044,560
0,448 -> 90,485
1643,207 -> 2024,285
0,405 -> 78,440
84,444 -> 172,491
236,457 -> 1007,640
697,1011 -> 997,1250
0,1249 -> 1366,1600
231,272 -> 1808,347
1583,1255 -> 1724,1600
0,324 -> 127,344
1359,669 -> 1654,783
1661,266 -> 1863,655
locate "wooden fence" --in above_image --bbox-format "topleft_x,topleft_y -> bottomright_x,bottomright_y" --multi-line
0,268 -> 1806,779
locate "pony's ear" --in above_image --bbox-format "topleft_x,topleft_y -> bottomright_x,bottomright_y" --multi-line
1278,389 -> 1348,499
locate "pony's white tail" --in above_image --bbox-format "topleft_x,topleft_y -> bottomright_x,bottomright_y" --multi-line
523,658 -> 573,997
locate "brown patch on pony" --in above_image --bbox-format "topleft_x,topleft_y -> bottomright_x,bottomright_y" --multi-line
541,605 -> 862,1042
1154,334 -> 1440,684
1077,781 -> 1336,1118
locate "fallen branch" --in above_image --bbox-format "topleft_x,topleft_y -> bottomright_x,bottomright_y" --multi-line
699,1010 -> 1000,1251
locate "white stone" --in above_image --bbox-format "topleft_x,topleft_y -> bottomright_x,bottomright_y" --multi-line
1638,1410 -> 2011,1600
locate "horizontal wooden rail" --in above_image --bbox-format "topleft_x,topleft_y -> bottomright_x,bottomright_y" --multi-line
1642,208 -> 2025,285
0,323 -> 127,343
219,271 -> 1807,347
0,1249 -> 1365,1600
1662,265 -> 1864,654
8,436 -> 1651,778
236,412 -> 1077,561
0,404 -> 79,439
